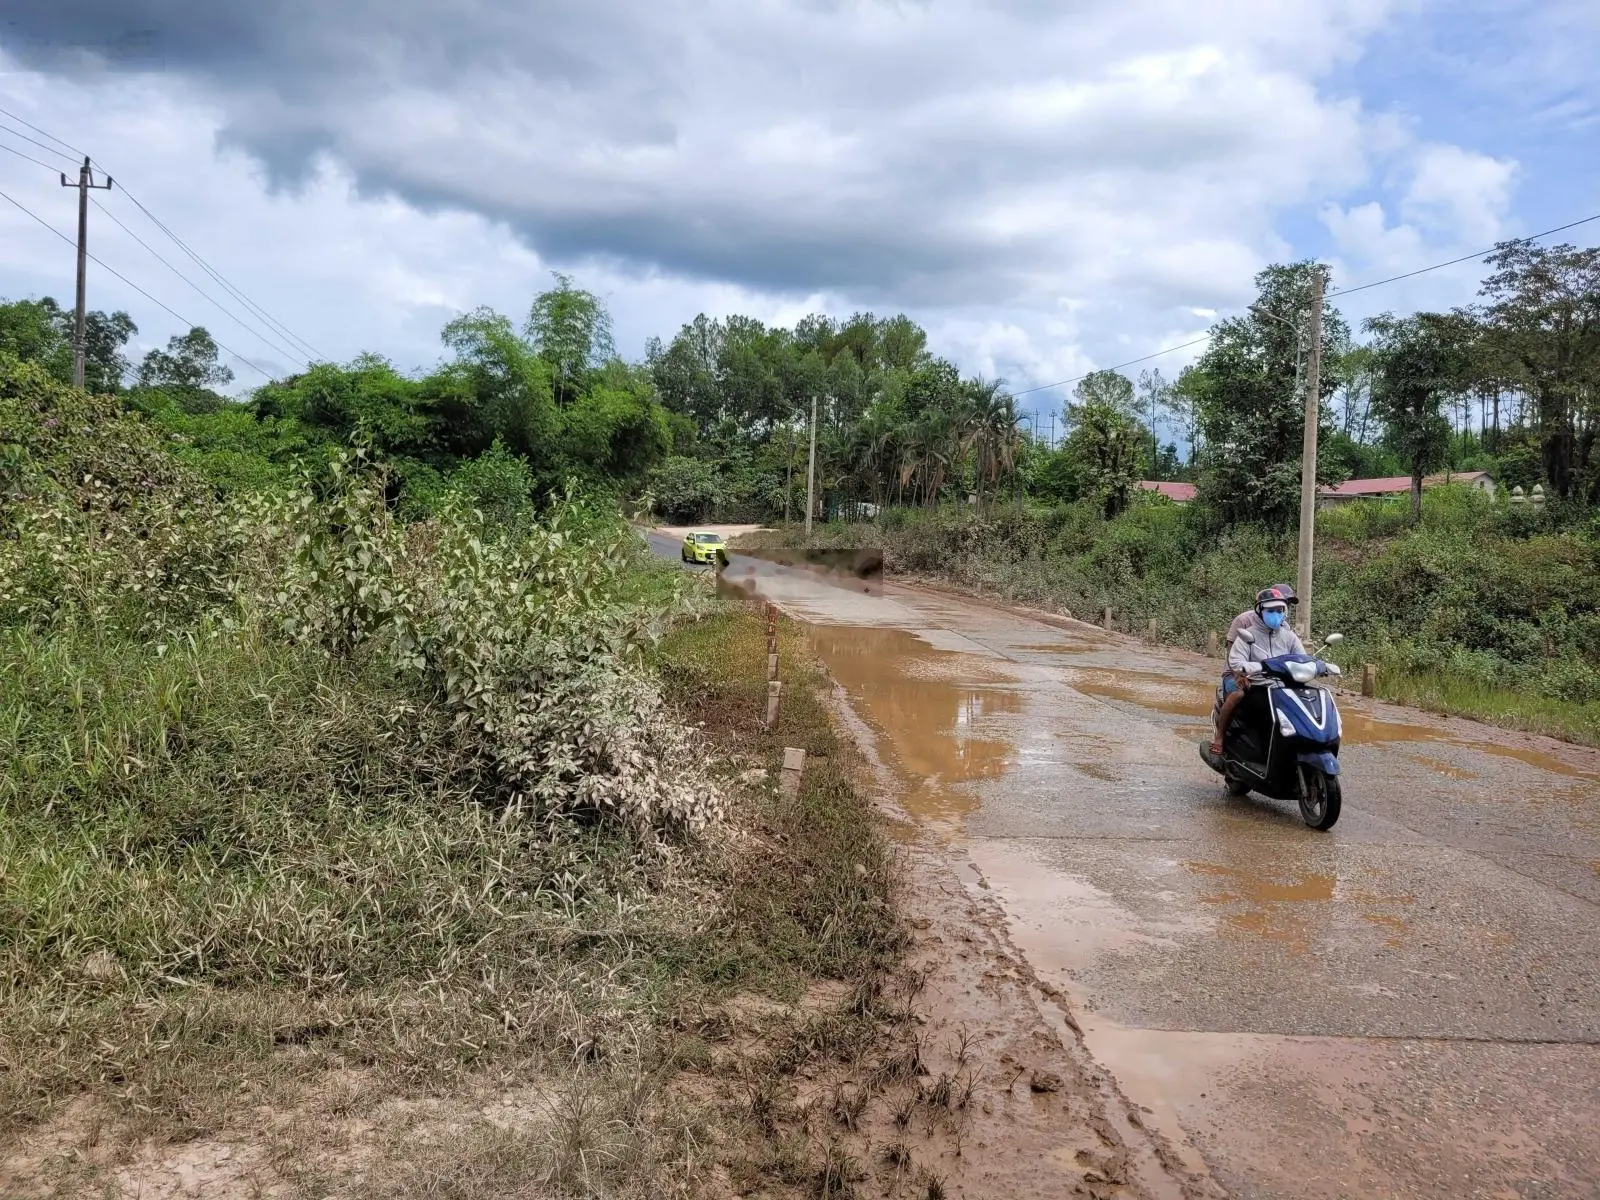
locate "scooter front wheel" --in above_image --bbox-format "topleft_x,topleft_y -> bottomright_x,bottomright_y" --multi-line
1299,771 -> 1342,831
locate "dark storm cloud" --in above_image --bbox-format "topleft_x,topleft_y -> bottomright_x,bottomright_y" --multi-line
1,0 -> 1384,305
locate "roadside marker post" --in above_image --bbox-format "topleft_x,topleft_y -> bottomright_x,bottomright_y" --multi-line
1147,617 -> 1158,640
1103,607 -> 1113,631
1207,630 -> 1219,657
780,747 -> 806,797
1363,664 -> 1377,697
767,651 -> 779,681
765,680 -> 782,730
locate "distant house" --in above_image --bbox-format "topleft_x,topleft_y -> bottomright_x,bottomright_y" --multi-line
1138,480 -> 1198,503
1317,470 -> 1495,509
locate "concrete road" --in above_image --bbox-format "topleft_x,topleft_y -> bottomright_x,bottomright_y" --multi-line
702,553 -> 1600,1200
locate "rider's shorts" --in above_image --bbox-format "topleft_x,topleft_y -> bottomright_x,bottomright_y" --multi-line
1221,672 -> 1240,697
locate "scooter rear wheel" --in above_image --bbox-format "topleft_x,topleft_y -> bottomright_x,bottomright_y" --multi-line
1299,771 -> 1342,831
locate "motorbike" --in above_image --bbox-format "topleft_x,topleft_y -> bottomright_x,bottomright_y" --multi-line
1199,631 -> 1346,830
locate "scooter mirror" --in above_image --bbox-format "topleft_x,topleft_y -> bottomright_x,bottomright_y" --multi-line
1324,633 -> 1344,646
1237,628 -> 1256,645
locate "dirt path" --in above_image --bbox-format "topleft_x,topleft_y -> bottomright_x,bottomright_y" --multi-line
735,562 -> 1600,1200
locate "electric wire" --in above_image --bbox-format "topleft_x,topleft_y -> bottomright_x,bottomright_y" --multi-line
0,121 -> 80,167
0,102 -> 325,361
0,183 -> 274,380
91,194 -> 308,365
0,140 -> 64,173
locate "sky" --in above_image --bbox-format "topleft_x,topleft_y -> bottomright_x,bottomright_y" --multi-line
1,0 -> 1596,430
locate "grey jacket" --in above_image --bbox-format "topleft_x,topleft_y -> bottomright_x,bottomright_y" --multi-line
1226,610 -> 1308,672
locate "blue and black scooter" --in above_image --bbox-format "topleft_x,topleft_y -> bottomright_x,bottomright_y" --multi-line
1200,630 -> 1346,830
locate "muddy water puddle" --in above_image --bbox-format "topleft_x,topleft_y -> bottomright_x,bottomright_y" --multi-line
1340,708 -> 1599,781
1063,667 -> 1216,718
806,625 -> 1023,829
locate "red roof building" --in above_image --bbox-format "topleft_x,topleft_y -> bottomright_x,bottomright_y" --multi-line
1317,470 -> 1495,507
1138,480 -> 1198,503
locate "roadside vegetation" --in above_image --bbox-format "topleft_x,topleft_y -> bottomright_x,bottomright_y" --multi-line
741,489 -> 1600,746
0,350 -> 911,1195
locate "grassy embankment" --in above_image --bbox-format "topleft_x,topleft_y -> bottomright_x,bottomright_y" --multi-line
0,352 -> 913,1197
740,492 -> 1600,747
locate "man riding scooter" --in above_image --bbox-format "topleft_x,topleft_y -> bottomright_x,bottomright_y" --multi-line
1203,584 -> 1306,767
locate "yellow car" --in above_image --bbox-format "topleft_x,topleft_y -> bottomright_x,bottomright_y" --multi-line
681,531 -> 726,564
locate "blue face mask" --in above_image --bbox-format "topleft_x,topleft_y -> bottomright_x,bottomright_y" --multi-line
1262,609 -> 1286,631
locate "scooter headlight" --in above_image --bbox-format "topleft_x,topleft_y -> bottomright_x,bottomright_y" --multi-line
1276,708 -> 1297,738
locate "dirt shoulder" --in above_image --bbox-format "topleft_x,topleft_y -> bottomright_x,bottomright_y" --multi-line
820,666 -> 1224,1200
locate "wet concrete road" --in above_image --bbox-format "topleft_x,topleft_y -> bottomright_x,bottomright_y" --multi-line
699,549 -> 1600,1200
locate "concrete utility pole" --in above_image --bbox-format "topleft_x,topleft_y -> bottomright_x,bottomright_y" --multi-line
1295,266 -> 1326,639
804,395 -> 818,535
59,157 -> 114,389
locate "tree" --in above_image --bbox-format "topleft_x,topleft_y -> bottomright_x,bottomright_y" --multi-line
648,455 -> 722,524
1365,312 -> 1472,523
1072,369 -> 1135,415
81,309 -> 139,394
137,327 -> 234,411
1187,262 -> 1350,527
1064,401 -> 1141,518
526,273 -> 615,405
962,378 -> 1021,508
0,297 -> 136,392
1136,368 -> 1173,475
440,306 -> 558,462
1476,241 -> 1600,501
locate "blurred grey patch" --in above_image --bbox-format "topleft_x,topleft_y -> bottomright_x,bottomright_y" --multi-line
732,547 -> 884,595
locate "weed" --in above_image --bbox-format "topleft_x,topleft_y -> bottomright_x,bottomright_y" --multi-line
882,1140 -> 913,1169
830,1082 -> 869,1132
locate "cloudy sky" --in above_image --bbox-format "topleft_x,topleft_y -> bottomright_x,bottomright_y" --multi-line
1,0 -> 1595,424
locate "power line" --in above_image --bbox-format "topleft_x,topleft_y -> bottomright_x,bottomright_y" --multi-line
0,182 -> 274,380
1329,211 -> 1600,297
1011,336 -> 1212,397
0,103 -> 87,157
91,194 -> 308,365
0,102 -> 326,361
0,121 -> 80,167
107,183 -> 327,362
0,140 -> 63,173
1012,208 -> 1600,399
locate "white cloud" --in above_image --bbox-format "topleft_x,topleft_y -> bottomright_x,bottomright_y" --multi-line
0,0 -> 1543,398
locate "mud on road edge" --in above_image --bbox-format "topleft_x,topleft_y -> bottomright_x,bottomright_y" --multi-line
818,657 -> 1226,1200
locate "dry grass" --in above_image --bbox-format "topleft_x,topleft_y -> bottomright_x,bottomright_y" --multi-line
0,596 -> 914,1197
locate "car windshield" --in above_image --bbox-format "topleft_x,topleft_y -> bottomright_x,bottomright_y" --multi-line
695,534 -> 722,543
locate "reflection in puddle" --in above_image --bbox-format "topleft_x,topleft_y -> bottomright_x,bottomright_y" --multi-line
806,625 -> 1022,829
1341,709 -> 1597,779
1065,667 -> 1215,718
1409,754 -> 1479,781
1016,639 -> 1112,655
1187,861 -> 1336,953
1074,761 -> 1123,783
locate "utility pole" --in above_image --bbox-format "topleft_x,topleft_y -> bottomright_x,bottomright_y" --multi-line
60,156 -> 114,389
1295,266 -> 1326,639
804,395 -> 818,536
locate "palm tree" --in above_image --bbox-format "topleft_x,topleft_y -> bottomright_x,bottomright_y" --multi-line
961,379 -> 1021,508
